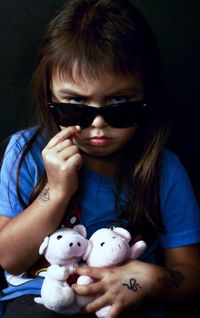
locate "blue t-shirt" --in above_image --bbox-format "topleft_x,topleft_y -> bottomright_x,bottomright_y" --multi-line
0,128 -> 200,317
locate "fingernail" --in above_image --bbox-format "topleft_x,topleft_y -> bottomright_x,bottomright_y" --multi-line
75,125 -> 81,130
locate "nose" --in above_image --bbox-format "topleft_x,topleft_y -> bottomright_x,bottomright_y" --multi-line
69,241 -> 82,247
91,115 -> 108,128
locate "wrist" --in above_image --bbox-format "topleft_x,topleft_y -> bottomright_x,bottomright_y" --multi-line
39,184 -> 73,204
142,264 -> 165,300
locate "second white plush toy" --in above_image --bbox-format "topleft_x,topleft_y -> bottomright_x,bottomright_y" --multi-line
76,227 -> 147,318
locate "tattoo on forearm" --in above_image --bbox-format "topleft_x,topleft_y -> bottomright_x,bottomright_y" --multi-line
39,188 -> 50,203
122,278 -> 142,292
158,268 -> 185,290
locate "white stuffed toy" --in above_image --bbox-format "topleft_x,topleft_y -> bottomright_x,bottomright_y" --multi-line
76,227 -> 147,318
34,225 -> 88,314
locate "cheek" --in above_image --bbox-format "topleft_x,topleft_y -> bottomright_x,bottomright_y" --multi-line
72,132 -> 83,147
117,126 -> 138,143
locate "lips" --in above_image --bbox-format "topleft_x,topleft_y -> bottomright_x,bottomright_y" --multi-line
88,136 -> 111,146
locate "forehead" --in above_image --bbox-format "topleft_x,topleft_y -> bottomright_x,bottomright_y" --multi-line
51,70 -> 143,97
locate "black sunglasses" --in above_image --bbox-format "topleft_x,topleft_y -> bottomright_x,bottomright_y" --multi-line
48,100 -> 148,129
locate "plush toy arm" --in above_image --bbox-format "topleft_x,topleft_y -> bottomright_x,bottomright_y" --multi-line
76,276 -> 110,317
34,296 -> 43,305
76,275 -> 94,307
67,264 -> 77,276
47,264 -> 70,280
77,275 -> 94,285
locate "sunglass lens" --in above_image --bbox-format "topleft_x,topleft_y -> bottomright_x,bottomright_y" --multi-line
104,102 -> 144,128
51,106 -> 91,128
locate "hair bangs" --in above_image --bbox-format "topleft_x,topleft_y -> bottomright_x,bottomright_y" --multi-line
48,43 -> 140,85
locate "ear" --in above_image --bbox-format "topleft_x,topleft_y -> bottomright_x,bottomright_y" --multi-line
112,227 -> 131,242
73,224 -> 87,238
130,240 -> 147,259
82,241 -> 92,261
39,236 -> 49,255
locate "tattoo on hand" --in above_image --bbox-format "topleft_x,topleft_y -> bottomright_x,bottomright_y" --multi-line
39,188 -> 50,203
122,278 -> 142,292
158,268 -> 185,290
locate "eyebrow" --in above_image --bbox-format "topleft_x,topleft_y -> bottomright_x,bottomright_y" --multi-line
57,87 -> 141,98
58,89 -> 89,98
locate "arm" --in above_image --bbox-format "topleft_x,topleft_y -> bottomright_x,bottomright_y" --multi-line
47,264 -> 70,280
73,244 -> 200,318
0,126 -> 82,275
158,244 -> 200,302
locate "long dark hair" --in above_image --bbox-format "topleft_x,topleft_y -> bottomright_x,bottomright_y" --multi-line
15,0 -> 170,239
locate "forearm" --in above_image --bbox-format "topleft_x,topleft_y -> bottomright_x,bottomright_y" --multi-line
148,263 -> 200,305
0,185 -> 72,274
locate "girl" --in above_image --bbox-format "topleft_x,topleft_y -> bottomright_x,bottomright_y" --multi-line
0,0 -> 200,317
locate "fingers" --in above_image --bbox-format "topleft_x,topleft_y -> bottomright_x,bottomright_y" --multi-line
52,138 -> 74,153
75,266 -> 108,279
42,125 -> 82,169
74,281 -> 124,318
106,303 -> 122,318
83,294 -> 110,314
46,126 -> 80,149
64,153 -> 82,172
80,294 -> 122,318
79,292 -> 123,318
59,144 -> 80,161
73,280 -> 103,296
42,125 -> 82,193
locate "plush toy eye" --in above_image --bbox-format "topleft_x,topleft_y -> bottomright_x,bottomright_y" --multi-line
101,242 -> 105,246
112,236 -> 116,239
77,242 -> 81,246
57,235 -> 63,240
69,242 -> 73,247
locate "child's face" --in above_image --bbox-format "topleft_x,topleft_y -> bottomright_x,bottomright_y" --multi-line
50,71 -> 144,158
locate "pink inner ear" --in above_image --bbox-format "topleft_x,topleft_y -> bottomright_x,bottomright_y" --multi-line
112,227 -> 131,242
73,224 -> 87,238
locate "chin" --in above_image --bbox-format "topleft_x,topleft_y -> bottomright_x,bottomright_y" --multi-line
84,150 -> 112,158
81,145 -> 117,156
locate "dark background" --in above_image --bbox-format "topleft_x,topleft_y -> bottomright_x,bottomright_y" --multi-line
0,0 -> 199,200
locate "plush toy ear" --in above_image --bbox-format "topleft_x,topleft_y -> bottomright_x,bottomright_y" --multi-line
39,236 -> 49,255
73,224 -> 87,238
130,240 -> 147,259
112,227 -> 131,242
82,240 -> 92,261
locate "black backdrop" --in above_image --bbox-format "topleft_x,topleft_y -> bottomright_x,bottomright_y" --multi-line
0,0 -> 199,199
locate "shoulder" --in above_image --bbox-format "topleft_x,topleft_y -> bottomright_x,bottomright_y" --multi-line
160,148 -> 182,170
160,148 -> 190,185
2,127 -> 46,176
3,127 -> 46,164
6,127 -> 45,152
159,148 -> 199,220
159,149 -> 200,248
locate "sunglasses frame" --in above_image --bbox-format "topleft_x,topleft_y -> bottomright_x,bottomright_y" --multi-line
48,100 -> 148,129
